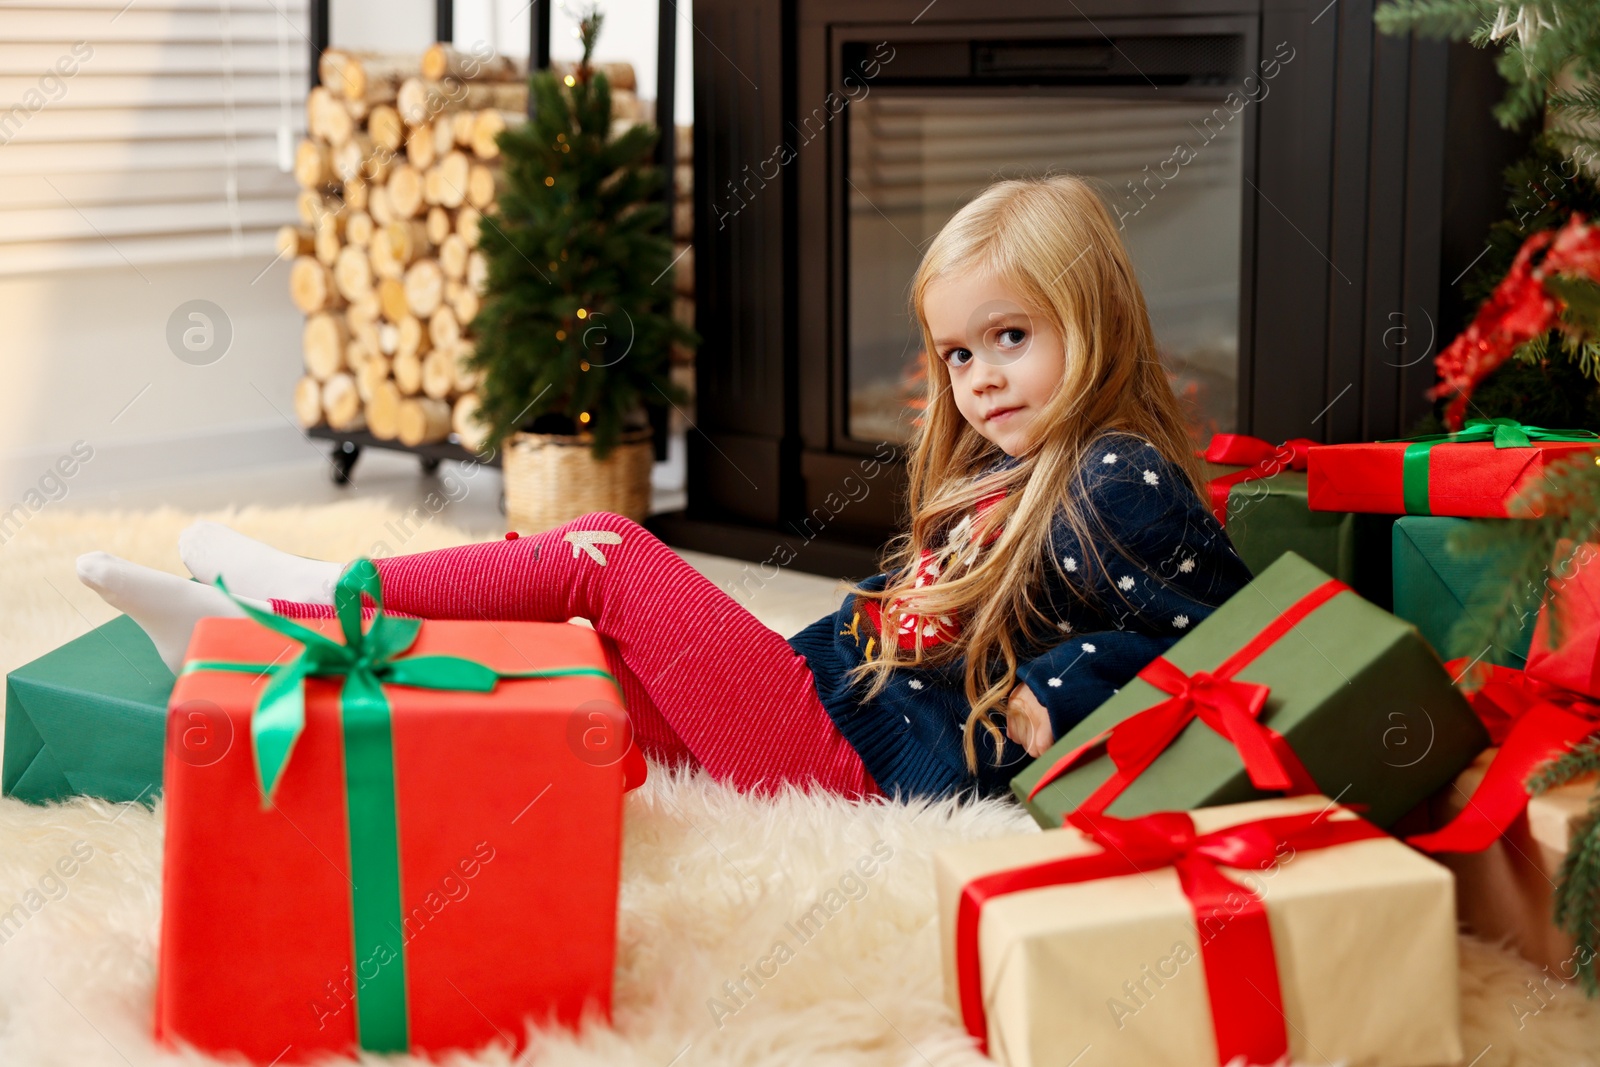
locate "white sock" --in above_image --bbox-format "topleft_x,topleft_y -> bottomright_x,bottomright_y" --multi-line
178,520 -> 344,606
76,551 -> 273,674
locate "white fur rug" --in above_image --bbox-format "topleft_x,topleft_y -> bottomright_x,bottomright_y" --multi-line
1,502 -> 1597,1066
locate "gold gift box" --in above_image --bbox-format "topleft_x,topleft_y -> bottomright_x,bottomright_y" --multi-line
935,795 -> 1462,1067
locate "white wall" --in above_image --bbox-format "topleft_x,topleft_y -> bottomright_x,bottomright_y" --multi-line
0,258 -> 311,503
0,0 -> 692,506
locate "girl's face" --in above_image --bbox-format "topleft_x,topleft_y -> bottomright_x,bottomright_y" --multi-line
924,269 -> 1066,457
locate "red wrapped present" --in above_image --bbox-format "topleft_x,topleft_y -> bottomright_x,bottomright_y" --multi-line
1407,663 -> 1598,856
1305,417 -> 1600,518
1406,544 -> 1600,977
1408,543 -> 1600,856
155,562 -> 645,1062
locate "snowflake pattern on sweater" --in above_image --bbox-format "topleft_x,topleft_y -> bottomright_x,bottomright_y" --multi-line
786,430 -> 1253,802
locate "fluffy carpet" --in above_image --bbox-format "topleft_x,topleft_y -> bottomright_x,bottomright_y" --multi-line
1,502 -> 1597,1067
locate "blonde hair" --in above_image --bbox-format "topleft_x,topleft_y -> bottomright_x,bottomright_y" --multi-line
845,174 -> 1207,773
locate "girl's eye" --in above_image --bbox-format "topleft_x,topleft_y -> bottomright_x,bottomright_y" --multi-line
996,327 -> 1027,349
942,347 -> 973,367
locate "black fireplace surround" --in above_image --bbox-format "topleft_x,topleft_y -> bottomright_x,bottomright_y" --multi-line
645,0 -> 1524,580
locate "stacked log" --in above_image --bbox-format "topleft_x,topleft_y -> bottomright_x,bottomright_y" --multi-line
285,46 -> 650,452
668,122 -> 696,427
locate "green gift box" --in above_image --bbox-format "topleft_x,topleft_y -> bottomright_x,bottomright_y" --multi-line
4,614 -> 174,804
1206,462 -> 1396,610
1392,516 -> 1536,667
1011,551 -> 1489,829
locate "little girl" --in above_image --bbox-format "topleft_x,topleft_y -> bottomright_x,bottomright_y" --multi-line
77,175 -> 1250,802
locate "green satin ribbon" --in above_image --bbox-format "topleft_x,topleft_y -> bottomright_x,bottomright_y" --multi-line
179,559 -> 619,1053
1381,417 -> 1600,515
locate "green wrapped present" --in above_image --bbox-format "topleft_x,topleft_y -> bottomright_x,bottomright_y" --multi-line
1011,551 -> 1489,829
1205,461 -> 1396,610
1392,516 -> 1536,668
4,614 -> 174,804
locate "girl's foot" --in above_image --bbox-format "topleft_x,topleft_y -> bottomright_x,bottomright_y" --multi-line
75,551 -> 271,674
178,520 -> 343,605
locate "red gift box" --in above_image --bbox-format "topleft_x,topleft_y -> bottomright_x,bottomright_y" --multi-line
1306,435 -> 1599,518
1408,540 -> 1600,857
1402,546 -> 1600,982
155,591 -> 642,1062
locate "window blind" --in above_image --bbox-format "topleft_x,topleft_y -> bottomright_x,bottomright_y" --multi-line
0,0 -> 308,275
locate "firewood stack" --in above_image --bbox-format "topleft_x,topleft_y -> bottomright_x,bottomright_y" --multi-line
283,44 -> 674,455
669,123 -> 695,406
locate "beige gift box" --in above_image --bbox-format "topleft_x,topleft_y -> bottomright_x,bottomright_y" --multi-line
935,795 -> 1462,1067
1429,748 -> 1595,973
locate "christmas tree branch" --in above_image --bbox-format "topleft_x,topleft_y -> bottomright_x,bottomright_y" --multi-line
1529,738 -> 1600,793
1379,1 -> 1600,131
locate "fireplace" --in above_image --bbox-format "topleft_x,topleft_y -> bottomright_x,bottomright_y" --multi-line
841,29 -> 1263,450
648,0 -> 1520,579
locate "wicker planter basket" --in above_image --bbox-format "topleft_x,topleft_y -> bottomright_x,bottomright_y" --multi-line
503,425 -> 654,532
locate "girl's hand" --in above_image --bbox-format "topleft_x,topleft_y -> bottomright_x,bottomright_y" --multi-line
1004,682 -> 1055,758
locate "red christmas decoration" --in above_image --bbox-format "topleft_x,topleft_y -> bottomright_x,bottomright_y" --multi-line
1431,229 -> 1560,428
1431,213 -> 1600,430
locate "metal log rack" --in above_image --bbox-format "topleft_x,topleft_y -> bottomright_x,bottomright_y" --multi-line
304,0 -> 680,485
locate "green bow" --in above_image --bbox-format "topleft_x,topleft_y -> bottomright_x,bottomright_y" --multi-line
180,558 -> 619,1053
1381,418 -> 1600,514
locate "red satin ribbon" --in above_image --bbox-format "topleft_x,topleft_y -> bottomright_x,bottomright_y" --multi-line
1406,659 -> 1600,853
1200,435 -> 1318,526
1026,579 -> 1346,812
622,742 -> 648,791
955,806 -> 1387,1062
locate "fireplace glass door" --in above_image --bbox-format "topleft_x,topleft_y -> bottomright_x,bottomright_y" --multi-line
846,91 -> 1244,447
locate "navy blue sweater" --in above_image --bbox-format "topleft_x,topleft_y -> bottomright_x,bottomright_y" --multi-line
786,431 -> 1253,801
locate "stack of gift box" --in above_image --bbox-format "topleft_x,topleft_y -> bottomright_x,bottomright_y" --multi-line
5,419 -> 1600,1064
942,419 -> 1600,1067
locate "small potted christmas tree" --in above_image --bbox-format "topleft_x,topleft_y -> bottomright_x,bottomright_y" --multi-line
467,3 -> 694,530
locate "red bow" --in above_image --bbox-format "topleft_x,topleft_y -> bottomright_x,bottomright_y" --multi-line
1406,659 -> 1600,853
1026,580 -> 1345,814
1200,434 -> 1318,527
955,806 -> 1386,1063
